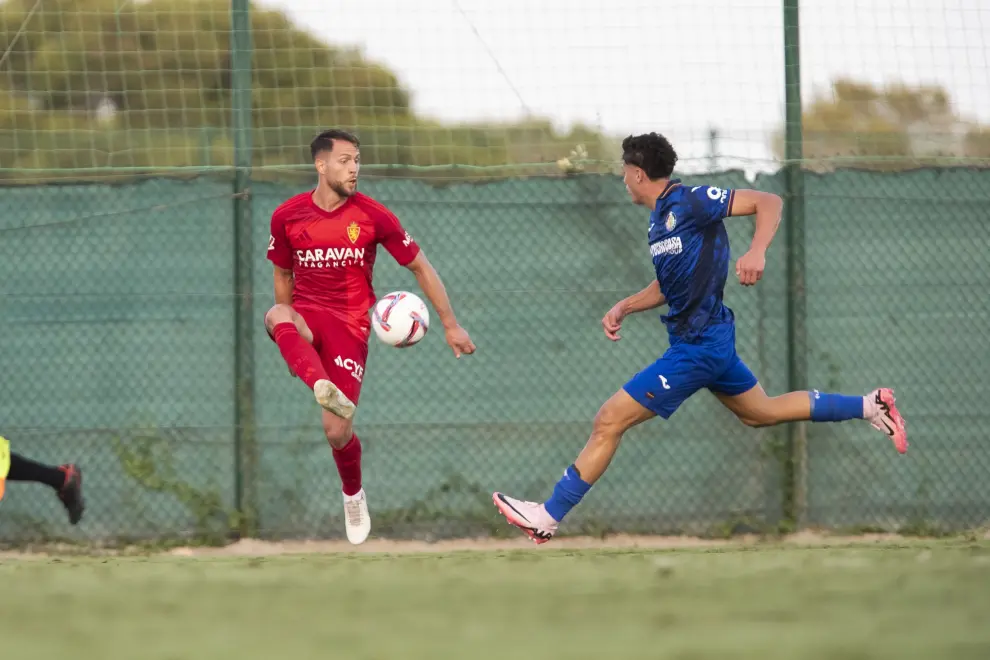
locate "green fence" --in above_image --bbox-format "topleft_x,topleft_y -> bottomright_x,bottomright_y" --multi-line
1,168 -> 988,543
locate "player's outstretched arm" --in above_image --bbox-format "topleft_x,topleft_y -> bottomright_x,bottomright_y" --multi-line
727,189 -> 784,286
602,280 -> 666,341
404,252 -> 476,358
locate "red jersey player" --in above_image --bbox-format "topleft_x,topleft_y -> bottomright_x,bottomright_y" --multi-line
264,129 -> 476,544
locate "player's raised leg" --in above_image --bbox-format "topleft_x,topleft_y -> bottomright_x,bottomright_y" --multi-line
264,304 -> 355,419
710,358 -> 907,453
4,448 -> 85,524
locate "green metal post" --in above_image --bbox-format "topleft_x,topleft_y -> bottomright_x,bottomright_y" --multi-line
231,0 -> 256,537
783,0 -> 807,529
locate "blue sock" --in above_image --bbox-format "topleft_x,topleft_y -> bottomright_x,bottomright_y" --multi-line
809,390 -> 865,422
543,465 -> 592,522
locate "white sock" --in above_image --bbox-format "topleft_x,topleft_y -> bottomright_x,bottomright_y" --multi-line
862,395 -> 879,420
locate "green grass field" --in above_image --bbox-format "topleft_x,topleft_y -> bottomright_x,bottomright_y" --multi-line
1,539 -> 989,660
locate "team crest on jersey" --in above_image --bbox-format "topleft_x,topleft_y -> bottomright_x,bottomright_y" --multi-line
346,221 -> 361,244
665,212 -> 677,232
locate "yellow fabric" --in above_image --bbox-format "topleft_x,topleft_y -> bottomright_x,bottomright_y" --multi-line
0,435 -> 9,502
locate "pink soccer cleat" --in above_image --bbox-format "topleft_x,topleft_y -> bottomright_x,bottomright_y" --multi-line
868,388 -> 908,454
492,492 -> 558,545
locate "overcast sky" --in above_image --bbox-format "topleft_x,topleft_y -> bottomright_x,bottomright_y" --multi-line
256,0 -> 989,171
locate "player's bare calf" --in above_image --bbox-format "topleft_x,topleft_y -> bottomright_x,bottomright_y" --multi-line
573,390 -> 656,483
715,383 -> 908,453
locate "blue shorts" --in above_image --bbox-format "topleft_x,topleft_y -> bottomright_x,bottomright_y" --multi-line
622,327 -> 758,419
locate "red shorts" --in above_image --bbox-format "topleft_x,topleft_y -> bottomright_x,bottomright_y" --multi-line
269,306 -> 370,404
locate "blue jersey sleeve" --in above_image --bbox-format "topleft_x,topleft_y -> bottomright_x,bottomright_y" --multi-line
685,185 -> 735,227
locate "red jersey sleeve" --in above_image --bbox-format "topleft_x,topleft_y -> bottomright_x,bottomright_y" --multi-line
375,206 -> 420,266
267,208 -> 293,270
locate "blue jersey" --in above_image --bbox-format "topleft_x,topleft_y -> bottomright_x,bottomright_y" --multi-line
647,179 -> 736,343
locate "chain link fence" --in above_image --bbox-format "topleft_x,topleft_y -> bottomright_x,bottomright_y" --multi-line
1,168 -> 988,544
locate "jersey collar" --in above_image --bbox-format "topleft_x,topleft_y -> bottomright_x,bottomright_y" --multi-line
654,178 -> 682,209
308,189 -> 354,219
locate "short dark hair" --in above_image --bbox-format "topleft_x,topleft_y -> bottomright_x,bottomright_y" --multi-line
621,133 -> 677,180
310,129 -> 360,160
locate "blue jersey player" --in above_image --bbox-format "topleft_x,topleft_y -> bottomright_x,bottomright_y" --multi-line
493,132 -> 907,544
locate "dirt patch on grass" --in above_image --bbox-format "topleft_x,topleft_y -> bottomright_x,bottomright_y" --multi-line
166,531 -> 960,557
168,535 -> 737,557
2,530 -> 984,560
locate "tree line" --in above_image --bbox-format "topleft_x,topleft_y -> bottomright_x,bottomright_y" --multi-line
1,0 -> 986,181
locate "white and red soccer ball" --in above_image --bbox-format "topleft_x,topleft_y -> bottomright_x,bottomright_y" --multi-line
371,291 -> 430,348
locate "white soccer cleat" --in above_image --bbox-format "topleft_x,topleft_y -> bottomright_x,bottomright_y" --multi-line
492,492 -> 558,545
343,489 -> 371,545
867,388 -> 908,454
314,379 -> 356,420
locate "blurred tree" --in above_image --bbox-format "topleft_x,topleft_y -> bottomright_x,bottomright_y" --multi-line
773,79 -> 990,171
0,0 -> 611,179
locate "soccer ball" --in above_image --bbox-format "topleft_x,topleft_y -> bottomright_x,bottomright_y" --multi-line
371,291 -> 430,348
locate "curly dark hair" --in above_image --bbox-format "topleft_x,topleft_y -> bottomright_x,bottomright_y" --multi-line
310,129 -> 360,159
621,133 -> 677,180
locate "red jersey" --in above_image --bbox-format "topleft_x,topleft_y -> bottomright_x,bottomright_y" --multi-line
267,190 -> 421,333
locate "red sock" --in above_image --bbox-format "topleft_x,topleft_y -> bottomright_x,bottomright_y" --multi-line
333,434 -> 363,496
273,322 -> 327,390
